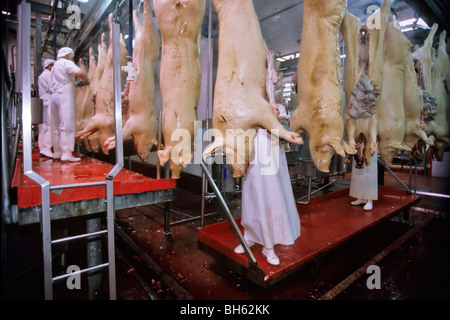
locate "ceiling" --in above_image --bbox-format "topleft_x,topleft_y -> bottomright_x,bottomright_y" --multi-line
2,0 -> 449,76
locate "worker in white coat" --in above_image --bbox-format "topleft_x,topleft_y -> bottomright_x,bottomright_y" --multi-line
37,59 -> 56,158
50,47 -> 89,162
349,135 -> 378,211
235,126 -> 301,266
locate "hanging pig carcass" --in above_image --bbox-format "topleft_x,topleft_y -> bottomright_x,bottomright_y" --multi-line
403,49 -> 435,161
202,0 -> 304,178
75,47 -> 98,152
75,14 -> 128,150
79,35 -> 108,152
104,0 -> 161,162
342,0 -> 390,168
376,15 -> 412,165
154,0 -> 206,179
429,30 -> 450,160
290,0 -> 355,173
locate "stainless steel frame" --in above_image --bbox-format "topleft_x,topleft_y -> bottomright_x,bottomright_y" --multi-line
378,157 -> 413,194
200,160 -> 257,268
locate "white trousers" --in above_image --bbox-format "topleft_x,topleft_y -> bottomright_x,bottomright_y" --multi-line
50,83 -> 76,159
38,101 -> 54,156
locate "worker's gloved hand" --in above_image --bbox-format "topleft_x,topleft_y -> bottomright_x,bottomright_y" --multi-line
75,80 -> 89,87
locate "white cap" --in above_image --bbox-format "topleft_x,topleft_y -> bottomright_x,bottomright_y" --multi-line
57,47 -> 74,59
44,59 -> 56,68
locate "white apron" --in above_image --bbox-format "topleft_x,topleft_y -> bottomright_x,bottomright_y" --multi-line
241,128 -> 301,249
349,153 -> 378,200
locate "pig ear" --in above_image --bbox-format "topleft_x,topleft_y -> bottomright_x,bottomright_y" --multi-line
343,141 -> 357,155
391,142 -> 412,152
202,136 -> 224,161
157,148 -> 171,166
179,150 -> 193,168
328,138 -> 346,158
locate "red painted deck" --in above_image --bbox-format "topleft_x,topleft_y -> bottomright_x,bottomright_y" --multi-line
12,150 -> 176,209
198,186 -> 421,286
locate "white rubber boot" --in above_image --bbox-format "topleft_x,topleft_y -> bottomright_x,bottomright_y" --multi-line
234,240 -> 255,254
363,200 -> 373,211
52,133 -> 62,160
351,199 -> 368,206
262,247 -> 280,266
39,129 -> 54,158
60,132 -> 80,162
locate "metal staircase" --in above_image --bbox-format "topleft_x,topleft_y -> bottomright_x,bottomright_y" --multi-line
15,2 -> 125,299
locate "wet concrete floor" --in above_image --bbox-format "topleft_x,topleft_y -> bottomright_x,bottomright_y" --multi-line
2,163 -> 449,302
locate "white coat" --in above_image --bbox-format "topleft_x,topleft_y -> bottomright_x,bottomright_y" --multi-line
241,128 -> 301,249
349,153 -> 378,201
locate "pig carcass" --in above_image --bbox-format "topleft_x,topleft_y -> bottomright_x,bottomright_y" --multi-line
403,50 -> 434,161
203,0 -> 304,178
154,0 -> 205,179
75,14 -> 128,150
376,16 -> 412,165
342,0 -> 390,167
75,58 -> 89,127
413,23 -> 438,93
429,30 -> 450,160
290,0 -> 355,173
79,35 -> 108,152
413,23 -> 438,125
104,0 -> 160,162
75,47 -> 98,152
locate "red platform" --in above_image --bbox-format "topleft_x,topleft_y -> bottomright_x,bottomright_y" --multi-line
11,150 -> 176,221
198,186 -> 421,287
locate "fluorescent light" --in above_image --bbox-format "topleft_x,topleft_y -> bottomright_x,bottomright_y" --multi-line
276,52 -> 300,62
283,54 -> 295,60
124,34 -> 129,39
399,17 -> 428,27
78,0 -> 89,3
2,11 -> 11,15
398,17 -> 429,32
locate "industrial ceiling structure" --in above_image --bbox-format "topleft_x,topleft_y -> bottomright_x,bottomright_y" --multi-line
2,0 -> 449,80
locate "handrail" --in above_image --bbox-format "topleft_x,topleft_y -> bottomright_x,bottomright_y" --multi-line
200,160 -> 258,268
17,2 -> 53,299
16,3 -> 119,299
377,157 -> 412,194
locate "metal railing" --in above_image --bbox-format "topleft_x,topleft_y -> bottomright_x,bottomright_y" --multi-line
16,2 -> 124,300
199,159 -> 257,268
